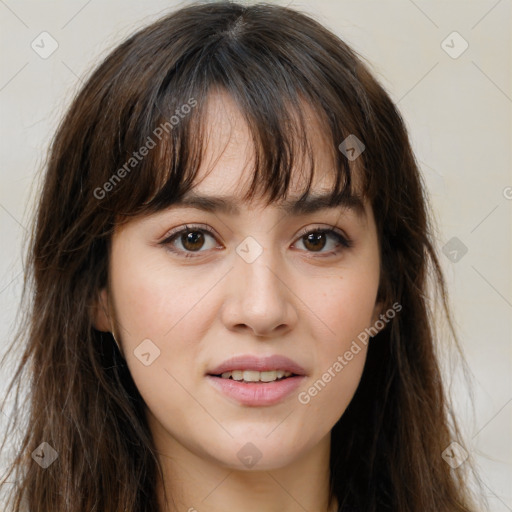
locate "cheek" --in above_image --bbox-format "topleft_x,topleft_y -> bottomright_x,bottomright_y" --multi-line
302,258 -> 379,350
108,241 -> 237,394
109,255 -> 216,423
110,243 -> 219,344
294,259 -> 378,419
299,347 -> 367,428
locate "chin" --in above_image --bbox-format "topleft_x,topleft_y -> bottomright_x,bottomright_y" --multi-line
203,433 -> 314,471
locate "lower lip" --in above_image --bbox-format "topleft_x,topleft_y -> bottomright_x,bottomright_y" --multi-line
206,375 -> 305,406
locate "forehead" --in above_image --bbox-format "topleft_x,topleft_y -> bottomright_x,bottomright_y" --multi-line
186,90 -> 366,213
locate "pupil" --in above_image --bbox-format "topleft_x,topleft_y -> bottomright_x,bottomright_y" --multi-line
183,231 -> 204,251
304,232 -> 325,251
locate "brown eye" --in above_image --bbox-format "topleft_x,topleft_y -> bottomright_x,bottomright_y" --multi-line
180,230 -> 206,251
302,232 -> 327,252
294,227 -> 352,257
161,224 -> 219,258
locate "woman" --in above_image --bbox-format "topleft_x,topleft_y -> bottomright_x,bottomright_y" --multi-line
0,2 -> 485,511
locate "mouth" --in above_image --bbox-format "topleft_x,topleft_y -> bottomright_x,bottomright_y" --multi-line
209,369 -> 298,383
206,354 -> 307,380
206,354 -> 306,406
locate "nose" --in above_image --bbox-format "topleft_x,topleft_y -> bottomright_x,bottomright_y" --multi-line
220,244 -> 298,338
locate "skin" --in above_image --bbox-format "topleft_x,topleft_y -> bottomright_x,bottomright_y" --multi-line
94,91 -> 383,512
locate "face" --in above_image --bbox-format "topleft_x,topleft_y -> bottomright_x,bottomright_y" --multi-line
94,91 -> 382,473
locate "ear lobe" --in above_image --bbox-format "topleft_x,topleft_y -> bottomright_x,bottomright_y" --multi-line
92,288 -> 111,332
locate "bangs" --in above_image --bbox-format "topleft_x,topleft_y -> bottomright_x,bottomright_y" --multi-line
92,4 -> 376,221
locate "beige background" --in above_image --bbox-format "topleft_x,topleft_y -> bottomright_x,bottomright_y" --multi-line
1,0 -> 510,509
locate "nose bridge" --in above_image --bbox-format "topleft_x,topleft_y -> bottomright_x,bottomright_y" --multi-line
236,234 -> 284,307
222,233 -> 296,336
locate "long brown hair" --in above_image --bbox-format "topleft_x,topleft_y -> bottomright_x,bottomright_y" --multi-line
1,2 -> 486,510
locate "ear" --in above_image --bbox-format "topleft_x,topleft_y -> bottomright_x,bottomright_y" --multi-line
92,288 -> 111,332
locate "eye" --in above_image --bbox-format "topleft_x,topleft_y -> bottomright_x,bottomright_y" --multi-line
160,224 -> 220,258
160,224 -> 352,259
293,226 -> 352,257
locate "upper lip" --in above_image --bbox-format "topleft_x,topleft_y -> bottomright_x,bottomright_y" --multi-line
207,355 -> 307,376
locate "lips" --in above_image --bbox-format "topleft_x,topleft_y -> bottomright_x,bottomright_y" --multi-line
206,354 -> 307,406
207,354 -> 307,377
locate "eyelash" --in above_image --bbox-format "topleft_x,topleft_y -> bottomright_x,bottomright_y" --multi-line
160,223 -> 353,259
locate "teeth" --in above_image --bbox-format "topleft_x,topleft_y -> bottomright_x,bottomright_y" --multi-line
218,370 -> 293,382
260,371 -> 277,382
243,370 -> 260,382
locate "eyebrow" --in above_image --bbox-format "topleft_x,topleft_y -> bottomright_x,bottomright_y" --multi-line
170,191 -> 367,219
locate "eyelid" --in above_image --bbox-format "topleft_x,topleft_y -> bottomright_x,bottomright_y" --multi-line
162,223 -> 217,240
295,223 -> 350,243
